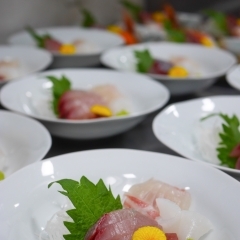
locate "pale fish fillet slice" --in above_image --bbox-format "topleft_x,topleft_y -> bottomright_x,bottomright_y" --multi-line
126,178 -> 191,210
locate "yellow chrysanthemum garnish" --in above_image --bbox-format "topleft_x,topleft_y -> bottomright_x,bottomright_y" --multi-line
168,66 -> 188,78
59,44 -> 76,55
132,226 -> 166,240
200,37 -> 214,47
91,105 -> 112,117
107,25 -> 123,34
152,12 -> 166,23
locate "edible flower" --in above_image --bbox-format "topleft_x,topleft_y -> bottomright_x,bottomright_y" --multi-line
132,226 -> 166,240
59,44 -> 76,54
168,66 -> 188,78
200,36 -> 214,47
152,12 -> 165,23
91,105 -> 112,117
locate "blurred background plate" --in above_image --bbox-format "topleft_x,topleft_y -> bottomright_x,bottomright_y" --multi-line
0,46 -> 52,88
0,69 -> 170,139
0,110 -> 51,179
226,64 -> 240,91
101,42 -> 237,95
8,27 -> 124,68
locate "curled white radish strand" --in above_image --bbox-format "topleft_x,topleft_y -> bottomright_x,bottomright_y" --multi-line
156,198 -> 213,240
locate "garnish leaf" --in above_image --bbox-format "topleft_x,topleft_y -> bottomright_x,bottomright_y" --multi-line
163,20 -> 186,43
49,176 -> 122,240
204,10 -> 228,35
116,109 -> 129,116
202,113 -> 240,168
81,9 -> 96,27
121,0 -> 142,22
47,75 -> 71,116
134,49 -> 154,73
26,26 -> 52,48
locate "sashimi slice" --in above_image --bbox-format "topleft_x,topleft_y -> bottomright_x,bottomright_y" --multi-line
58,90 -> 106,120
155,198 -> 212,240
85,209 -> 162,240
155,198 -> 182,233
124,194 -> 160,219
124,178 -> 191,210
177,211 -> 212,240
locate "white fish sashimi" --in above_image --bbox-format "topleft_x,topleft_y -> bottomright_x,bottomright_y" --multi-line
125,178 -> 191,210
193,116 -> 222,165
156,198 -> 212,240
155,198 -> 182,233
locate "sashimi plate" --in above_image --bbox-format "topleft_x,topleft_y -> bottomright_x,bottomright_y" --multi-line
226,64 -> 240,91
153,95 -> 240,176
0,149 -> 239,240
0,69 -> 169,139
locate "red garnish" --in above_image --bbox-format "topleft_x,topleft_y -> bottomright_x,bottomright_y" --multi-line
166,233 -> 179,240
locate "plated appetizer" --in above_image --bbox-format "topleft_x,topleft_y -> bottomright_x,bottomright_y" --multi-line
134,49 -> 201,78
0,58 -> 27,81
48,75 -> 130,120
26,27 -> 100,55
41,176 -> 212,240
194,113 -> 240,170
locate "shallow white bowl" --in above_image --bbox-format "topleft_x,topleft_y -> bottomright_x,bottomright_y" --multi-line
0,149 -> 239,239
101,42 -> 237,95
226,64 -> 240,91
0,110 -> 51,179
0,46 -> 52,88
221,37 -> 240,55
9,27 -> 124,68
0,69 -> 169,139
153,95 -> 240,176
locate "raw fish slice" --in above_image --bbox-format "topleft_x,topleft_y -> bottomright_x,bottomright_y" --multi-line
155,198 -> 182,233
58,90 -> 106,120
85,209 -> 161,240
177,211 -> 212,240
156,198 -> 212,240
124,194 -> 160,219
125,179 -> 191,210
44,39 -> 62,52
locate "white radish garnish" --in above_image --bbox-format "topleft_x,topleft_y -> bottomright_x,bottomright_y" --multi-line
156,198 -> 212,240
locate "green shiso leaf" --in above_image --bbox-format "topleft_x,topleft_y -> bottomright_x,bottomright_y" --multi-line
49,176 -> 122,240
46,75 -> 71,116
121,0 -> 142,22
81,9 -> 96,27
201,113 -> 240,168
204,9 -> 228,35
0,171 -> 5,181
163,20 -> 186,43
134,49 -> 154,73
26,26 -> 52,48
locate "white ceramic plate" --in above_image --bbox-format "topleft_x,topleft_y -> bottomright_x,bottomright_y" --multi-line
221,37 -> 240,56
0,46 -> 52,88
9,27 -> 124,68
0,149 -> 239,239
153,95 -> 240,176
0,110 -> 51,179
101,42 -> 237,95
0,69 -> 169,139
226,64 -> 240,91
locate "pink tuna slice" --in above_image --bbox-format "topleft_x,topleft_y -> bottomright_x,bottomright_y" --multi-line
230,144 -> 240,158
124,179 -> 191,211
44,38 -> 62,52
58,90 -> 106,120
85,209 -> 162,240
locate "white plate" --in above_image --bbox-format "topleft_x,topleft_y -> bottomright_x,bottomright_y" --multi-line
9,27 -> 124,68
0,149 -> 239,240
0,46 -> 52,87
0,69 -> 169,139
153,95 -> 240,176
101,42 -> 237,95
221,37 -> 240,56
0,110 -> 51,179
226,64 -> 240,91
